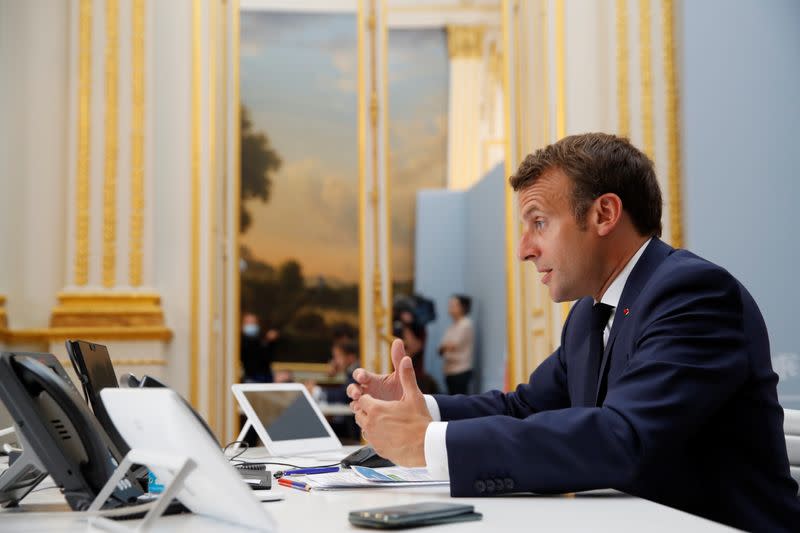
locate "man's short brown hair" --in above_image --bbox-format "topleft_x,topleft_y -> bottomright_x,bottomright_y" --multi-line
509,133 -> 663,237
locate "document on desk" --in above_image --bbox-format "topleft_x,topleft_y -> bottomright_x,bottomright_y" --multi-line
301,466 -> 448,490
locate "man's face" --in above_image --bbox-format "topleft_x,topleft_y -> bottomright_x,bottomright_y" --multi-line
517,168 -> 601,302
447,298 -> 462,319
332,346 -> 353,371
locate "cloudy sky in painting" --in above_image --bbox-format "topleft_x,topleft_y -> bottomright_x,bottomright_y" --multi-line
240,11 -> 447,284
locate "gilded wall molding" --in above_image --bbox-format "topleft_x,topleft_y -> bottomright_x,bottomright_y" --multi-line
616,0 -> 630,137
554,0 -> 566,140
357,0 -> 391,374
662,0 -> 684,248
554,0 -> 571,323
358,0 -> 368,372
75,0 -> 92,286
447,25 -> 485,58
7,326 -> 171,343
130,0 -> 145,286
501,0 -> 519,389
381,0 -> 392,370
639,0 -> 654,159
49,292 -> 167,328
103,0 -> 119,288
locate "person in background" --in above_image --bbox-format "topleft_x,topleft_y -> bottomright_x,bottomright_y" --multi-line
438,295 -> 475,395
324,341 -> 360,404
240,312 -> 279,383
398,311 -> 439,395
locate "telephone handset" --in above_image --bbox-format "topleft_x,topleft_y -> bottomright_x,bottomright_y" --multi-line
0,352 -> 143,510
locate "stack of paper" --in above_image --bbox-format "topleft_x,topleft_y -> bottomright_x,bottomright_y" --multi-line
300,466 -> 448,490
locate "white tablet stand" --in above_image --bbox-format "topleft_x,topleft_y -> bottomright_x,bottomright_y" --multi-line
88,449 -> 195,533
231,420 -> 254,453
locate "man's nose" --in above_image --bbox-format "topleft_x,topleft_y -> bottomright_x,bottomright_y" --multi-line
518,232 -> 538,261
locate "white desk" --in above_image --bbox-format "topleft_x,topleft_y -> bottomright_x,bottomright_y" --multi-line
318,402 -> 357,417
0,447 -> 736,532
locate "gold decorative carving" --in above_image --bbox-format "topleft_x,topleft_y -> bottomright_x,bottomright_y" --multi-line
388,3 -> 500,14
75,0 -> 92,286
447,26 -> 485,58
50,292 -> 167,328
103,0 -> 119,288
501,0 -> 518,389
639,0 -> 654,159
272,362 -> 331,374
381,0 -> 393,362
358,0 -> 368,372
369,0 -> 386,373
554,0 -> 566,139
130,0 -> 145,286
616,0 -> 630,137
662,0 -> 684,248
554,0 -> 571,324
8,326 -> 171,343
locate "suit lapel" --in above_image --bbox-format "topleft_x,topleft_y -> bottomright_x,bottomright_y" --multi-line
594,238 -> 673,405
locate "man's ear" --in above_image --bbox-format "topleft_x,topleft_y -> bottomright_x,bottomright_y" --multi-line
593,193 -> 623,236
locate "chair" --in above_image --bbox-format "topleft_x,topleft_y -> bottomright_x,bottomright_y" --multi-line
783,409 -> 800,494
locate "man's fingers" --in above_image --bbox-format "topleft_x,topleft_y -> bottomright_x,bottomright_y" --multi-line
353,368 -> 370,384
389,338 -> 406,371
398,356 -> 421,396
354,410 -> 366,429
358,393 -> 376,411
346,383 -> 362,400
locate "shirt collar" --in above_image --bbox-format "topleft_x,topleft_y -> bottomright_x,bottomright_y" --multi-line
598,238 -> 651,309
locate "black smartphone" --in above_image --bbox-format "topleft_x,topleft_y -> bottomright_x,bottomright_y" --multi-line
348,501 -> 482,529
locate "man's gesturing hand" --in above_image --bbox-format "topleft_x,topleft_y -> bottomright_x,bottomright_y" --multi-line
352,354 -> 432,467
347,338 -> 407,403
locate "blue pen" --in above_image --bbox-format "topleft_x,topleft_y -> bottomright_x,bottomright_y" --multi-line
283,466 -> 339,476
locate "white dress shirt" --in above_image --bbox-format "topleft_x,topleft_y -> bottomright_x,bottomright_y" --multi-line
422,239 -> 652,480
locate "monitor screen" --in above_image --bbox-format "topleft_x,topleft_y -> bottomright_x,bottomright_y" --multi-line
242,389 -> 329,441
79,344 -> 118,390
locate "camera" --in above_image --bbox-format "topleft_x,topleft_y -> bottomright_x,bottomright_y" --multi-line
392,294 -> 436,338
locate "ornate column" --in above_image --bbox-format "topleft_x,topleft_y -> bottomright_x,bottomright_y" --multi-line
446,25 -> 486,191
49,0 -> 169,350
481,32 -> 506,176
357,0 -> 392,374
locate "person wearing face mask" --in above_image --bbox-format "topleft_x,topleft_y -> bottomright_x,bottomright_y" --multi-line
240,312 -> 278,383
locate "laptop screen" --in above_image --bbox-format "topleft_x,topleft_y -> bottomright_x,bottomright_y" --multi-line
242,389 -> 330,441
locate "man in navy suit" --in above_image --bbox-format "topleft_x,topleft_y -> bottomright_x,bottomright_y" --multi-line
348,133 -> 800,531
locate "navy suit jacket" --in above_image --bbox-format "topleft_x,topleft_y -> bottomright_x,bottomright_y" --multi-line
435,238 -> 800,531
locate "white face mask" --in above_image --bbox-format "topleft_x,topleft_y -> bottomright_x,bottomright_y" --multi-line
242,324 -> 260,337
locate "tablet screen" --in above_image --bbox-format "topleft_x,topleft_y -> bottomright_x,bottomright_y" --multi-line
242,389 -> 329,441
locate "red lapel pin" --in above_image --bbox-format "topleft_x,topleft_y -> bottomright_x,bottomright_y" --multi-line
623,308 -> 630,316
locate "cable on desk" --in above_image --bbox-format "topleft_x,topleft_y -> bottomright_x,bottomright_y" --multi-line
222,440 -> 249,462
221,440 -> 342,473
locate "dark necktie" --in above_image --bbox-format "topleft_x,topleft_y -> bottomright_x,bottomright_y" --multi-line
584,303 -> 614,407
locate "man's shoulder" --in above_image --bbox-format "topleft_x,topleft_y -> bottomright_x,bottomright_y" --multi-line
651,247 -> 741,292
